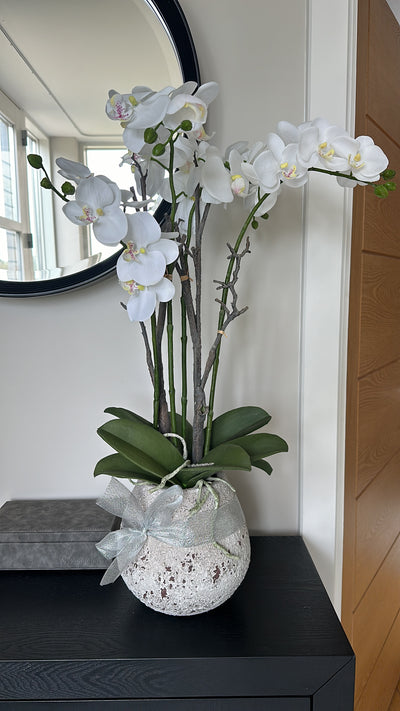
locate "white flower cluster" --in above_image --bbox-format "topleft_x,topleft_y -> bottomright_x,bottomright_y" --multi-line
57,82 -> 389,322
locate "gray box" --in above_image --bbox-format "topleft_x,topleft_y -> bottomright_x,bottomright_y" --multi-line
0,499 -> 118,570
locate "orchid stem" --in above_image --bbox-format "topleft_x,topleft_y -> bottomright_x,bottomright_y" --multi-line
151,313 -> 160,428
167,299 -> 177,441
203,192 -> 270,454
180,295 -> 188,443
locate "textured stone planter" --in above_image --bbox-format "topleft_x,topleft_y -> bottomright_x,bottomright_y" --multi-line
120,479 -> 250,616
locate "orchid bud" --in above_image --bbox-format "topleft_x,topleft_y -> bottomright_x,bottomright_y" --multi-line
27,154 -> 43,169
384,181 -> 396,192
180,119 -> 193,132
61,181 -> 75,196
152,144 -> 165,156
144,127 -> 158,144
374,185 -> 388,198
40,177 -> 52,190
381,168 -> 396,180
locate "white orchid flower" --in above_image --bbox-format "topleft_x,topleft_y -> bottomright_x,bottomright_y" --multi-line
330,135 -> 388,185
122,87 -> 173,153
164,82 -> 219,133
106,92 -> 137,122
276,119 -> 349,172
106,86 -> 156,122
311,119 -> 351,171
267,133 -> 309,187
121,276 -> 175,322
227,148 -> 255,198
242,149 -> 281,193
200,148 -> 233,204
55,157 -> 92,183
117,212 -> 178,286
62,176 -> 127,245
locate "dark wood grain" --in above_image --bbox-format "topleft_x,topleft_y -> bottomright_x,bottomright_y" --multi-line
0,700 -> 310,710
0,537 -> 354,707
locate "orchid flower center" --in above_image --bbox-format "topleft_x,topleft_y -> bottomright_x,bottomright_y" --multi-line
318,141 -> 335,161
123,242 -> 146,263
280,162 -> 297,179
184,101 -> 206,121
231,174 -> 246,195
121,279 -> 145,295
109,94 -> 137,121
78,205 -> 97,224
348,151 -> 365,171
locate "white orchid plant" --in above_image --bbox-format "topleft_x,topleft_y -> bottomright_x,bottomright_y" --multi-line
28,80 -> 395,490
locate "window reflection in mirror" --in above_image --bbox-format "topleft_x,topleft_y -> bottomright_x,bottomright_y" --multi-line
0,0 -> 188,287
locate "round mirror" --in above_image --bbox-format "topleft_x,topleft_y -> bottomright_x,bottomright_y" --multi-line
0,0 -> 199,296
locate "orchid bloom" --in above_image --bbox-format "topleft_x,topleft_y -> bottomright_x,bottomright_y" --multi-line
106,86 -> 155,122
55,157 -> 93,182
164,82 -> 219,133
116,212 -> 178,285
121,276 -> 175,322
121,86 -> 174,153
200,148 -> 234,204
227,148 -> 254,198
330,135 -> 388,185
277,119 -> 350,172
266,133 -> 309,187
62,175 -> 127,245
241,149 -> 281,194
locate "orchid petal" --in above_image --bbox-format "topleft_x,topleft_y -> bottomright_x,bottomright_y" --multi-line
148,238 -> 179,265
195,81 -> 219,105
133,93 -> 170,129
125,250 -> 166,286
127,288 -> 156,322
154,276 -> 175,302
126,212 -> 161,248
62,200 -> 89,226
56,157 -> 92,182
122,126 -> 146,153
170,81 -> 198,98
93,208 -> 127,245
201,154 -> 233,203
75,176 -> 116,209
267,133 -> 285,161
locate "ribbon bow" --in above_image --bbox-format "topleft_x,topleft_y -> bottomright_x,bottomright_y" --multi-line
96,479 -> 184,585
96,478 -> 246,585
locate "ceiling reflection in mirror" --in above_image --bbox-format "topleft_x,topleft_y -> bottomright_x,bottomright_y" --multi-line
0,0 -> 199,295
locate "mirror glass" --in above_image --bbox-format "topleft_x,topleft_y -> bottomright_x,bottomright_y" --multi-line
0,0 -> 199,296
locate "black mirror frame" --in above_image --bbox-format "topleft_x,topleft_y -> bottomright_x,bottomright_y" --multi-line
1,0 -> 200,297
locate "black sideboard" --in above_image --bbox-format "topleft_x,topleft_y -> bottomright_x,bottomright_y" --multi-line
0,536 -> 354,709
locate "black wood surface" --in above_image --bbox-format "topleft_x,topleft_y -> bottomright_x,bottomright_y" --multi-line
0,700 -> 310,710
0,536 -> 354,708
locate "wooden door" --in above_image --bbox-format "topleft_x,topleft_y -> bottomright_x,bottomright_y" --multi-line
342,1 -> 400,709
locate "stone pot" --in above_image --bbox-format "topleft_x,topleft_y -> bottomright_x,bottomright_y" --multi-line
120,479 -> 250,616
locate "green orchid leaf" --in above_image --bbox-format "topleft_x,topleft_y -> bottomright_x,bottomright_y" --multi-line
97,428 -> 167,479
97,418 -> 185,479
179,443 -> 252,487
230,433 -> 288,459
104,406 -> 152,426
209,406 -> 271,447
252,459 -> 273,475
93,453 -> 160,483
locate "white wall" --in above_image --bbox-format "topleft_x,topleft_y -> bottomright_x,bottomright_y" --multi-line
0,0 -> 355,608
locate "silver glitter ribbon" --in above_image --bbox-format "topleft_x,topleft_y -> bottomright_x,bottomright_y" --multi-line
96,478 -> 246,585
